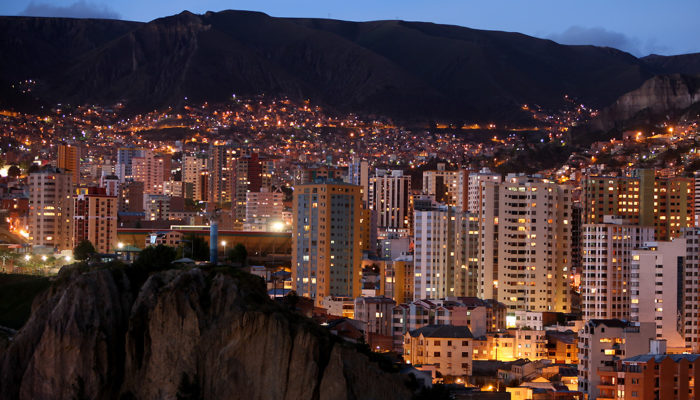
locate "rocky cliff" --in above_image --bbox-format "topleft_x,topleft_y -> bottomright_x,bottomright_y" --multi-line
592,73 -> 700,130
0,266 -> 411,400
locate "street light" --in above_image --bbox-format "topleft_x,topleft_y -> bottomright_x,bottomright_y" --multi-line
221,240 -> 227,256
117,242 -> 124,250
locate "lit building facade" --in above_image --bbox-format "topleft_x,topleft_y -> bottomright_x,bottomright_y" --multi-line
403,325 -> 474,377
292,182 -> 364,306
28,168 -> 74,250
577,319 -> 655,400
413,204 -> 478,300
57,144 -> 80,184
582,169 -> 694,240
581,216 -> 654,320
371,169 -> 412,237
479,175 -> 573,312
73,187 -> 118,253
630,239 -> 689,351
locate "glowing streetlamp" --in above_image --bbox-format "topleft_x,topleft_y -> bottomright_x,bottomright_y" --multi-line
221,240 -> 227,256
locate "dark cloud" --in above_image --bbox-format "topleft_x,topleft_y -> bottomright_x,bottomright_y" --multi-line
548,26 -> 674,57
548,26 -> 642,55
19,1 -> 121,19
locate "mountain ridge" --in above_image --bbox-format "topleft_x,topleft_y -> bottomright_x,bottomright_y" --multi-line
2,10 -> 700,121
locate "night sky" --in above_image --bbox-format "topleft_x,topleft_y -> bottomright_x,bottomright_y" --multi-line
3,0 -> 699,56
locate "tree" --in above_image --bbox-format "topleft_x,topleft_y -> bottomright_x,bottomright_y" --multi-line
133,244 -> 176,271
73,240 -> 96,261
177,234 -> 208,261
227,243 -> 248,266
7,165 -> 20,178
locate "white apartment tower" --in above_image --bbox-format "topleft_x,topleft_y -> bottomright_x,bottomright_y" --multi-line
682,227 -> 700,352
581,216 -> 654,320
413,203 -> 478,300
371,169 -> 412,237
467,167 -> 501,213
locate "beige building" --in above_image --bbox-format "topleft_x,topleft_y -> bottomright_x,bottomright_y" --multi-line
73,188 -> 118,253
132,150 -> 170,195
28,167 -> 74,250
472,329 -> 548,362
478,174 -> 573,312
244,189 -> 285,231
403,325 -> 474,377
581,216 -> 654,320
183,153 -> 209,200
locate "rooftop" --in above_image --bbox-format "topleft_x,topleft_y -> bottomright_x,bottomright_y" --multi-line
409,324 -> 473,339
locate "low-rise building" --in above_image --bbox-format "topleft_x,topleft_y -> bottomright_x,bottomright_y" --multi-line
597,352 -> 700,400
404,325 -> 474,377
578,319 -> 656,400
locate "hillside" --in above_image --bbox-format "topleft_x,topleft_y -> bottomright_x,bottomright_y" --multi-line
3,10 -> 699,121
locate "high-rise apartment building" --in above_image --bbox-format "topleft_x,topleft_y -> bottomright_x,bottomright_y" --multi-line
479,175 -> 572,312
682,227 -> 700,352
209,144 -> 236,207
28,167 -> 74,250
116,147 -> 145,181
630,238 -> 691,351
183,153 -> 208,200
132,151 -> 170,195
73,187 -> 117,253
582,169 -> 694,240
695,170 -> 700,226
422,163 -> 467,209
57,144 -> 80,184
232,152 -> 270,222
292,181 -> 364,306
581,216 -> 654,320
413,203 -> 479,300
348,157 -> 369,207
118,180 -> 144,213
370,169 -> 412,237
467,167 -> 501,213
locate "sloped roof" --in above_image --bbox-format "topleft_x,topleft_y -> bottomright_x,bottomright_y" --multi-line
409,324 -> 473,339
